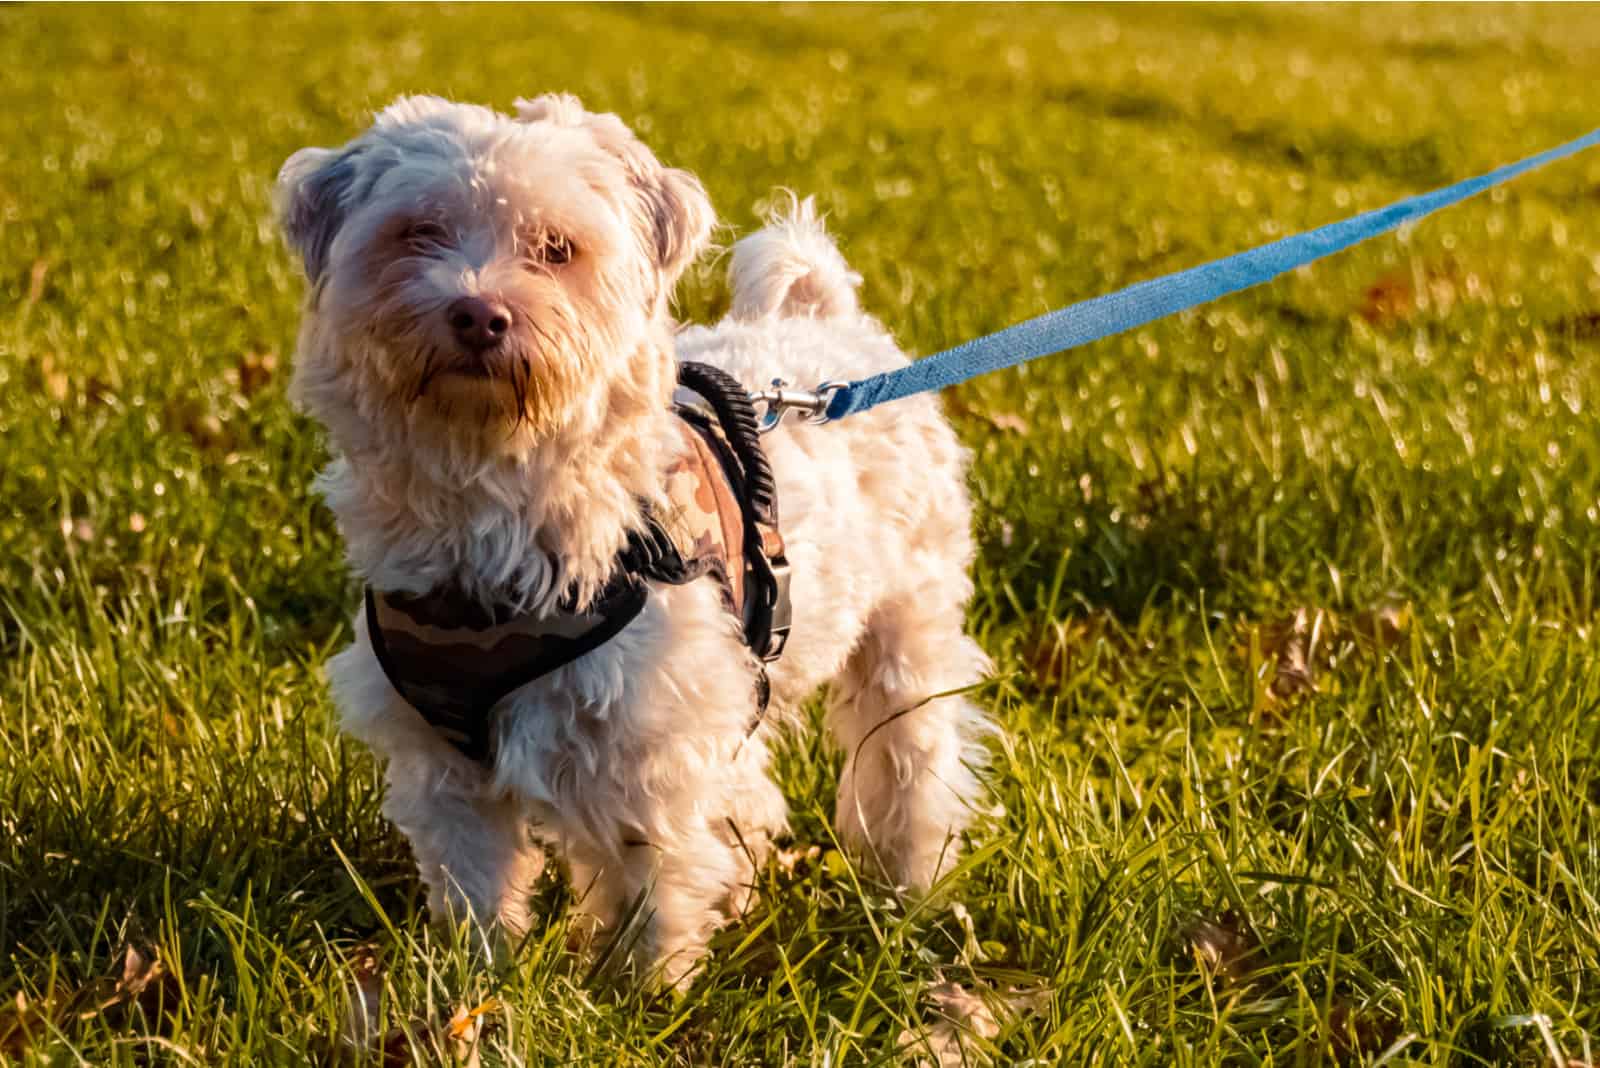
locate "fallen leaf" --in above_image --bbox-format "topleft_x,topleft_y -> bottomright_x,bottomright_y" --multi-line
339,946 -> 488,1067
772,844 -> 821,877
26,259 -> 49,306
1358,263 -> 1459,326
1184,911 -> 1261,985
339,944 -> 386,1054
445,998 -> 498,1063
105,944 -> 177,1020
0,989 -> 55,1059
1360,272 -> 1413,324
39,354 -> 70,403
0,944 -> 180,1058
233,350 -> 279,398
1020,614 -> 1129,691
985,411 -> 1029,434
1327,997 -> 1401,1061
1350,597 -> 1410,649
941,393 -> 1029,435
167,399 -> 232,452
898,974 -> 1047,1067
1255,607 -> 1322,702
1551,311 -> 1600,341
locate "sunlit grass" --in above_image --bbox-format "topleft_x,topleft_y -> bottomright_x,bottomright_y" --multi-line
3,4 -> 1599,1064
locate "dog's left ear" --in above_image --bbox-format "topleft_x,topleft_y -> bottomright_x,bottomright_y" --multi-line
637,166 -> 714,284
515,94 -> 714,284
275,146 -> 359,284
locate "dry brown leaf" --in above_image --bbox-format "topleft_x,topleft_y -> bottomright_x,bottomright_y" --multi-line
985,411 -> 1029,434
340,944 -> 386,1053
39,354 -> 70,403
0,989 -> 56,1059
1350,598 -> 1410,649
1253,607 -> 1322,703
898,974 -> 1047,1067
1552,312 -> 1600,341
102,944 -> 177,1021
167,399 -> 232,452
340,946 -> 489,1067
234,350 -> 280,398
1244,598 -> 1414,713
1358,263 -> 1459,326
1023,614 -> 1132,692
1185,911 -> 1260,985
26,260 -> 49,306
1020,618 -> 1088,691
1327,997 -> 1402,1062
0,944 -> 179,1059
940,393 -> 1029,435
773,844 -> 822,877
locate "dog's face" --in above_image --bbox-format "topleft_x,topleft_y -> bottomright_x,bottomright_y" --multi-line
277,94 -> 713,453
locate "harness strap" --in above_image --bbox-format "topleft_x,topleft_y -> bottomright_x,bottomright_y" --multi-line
669,363 -> 792,660
365,577 -> 647,763
364,360 -> 791,764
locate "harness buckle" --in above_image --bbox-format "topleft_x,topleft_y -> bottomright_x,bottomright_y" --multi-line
750,380 -> 844,434
763,555 -> 793,661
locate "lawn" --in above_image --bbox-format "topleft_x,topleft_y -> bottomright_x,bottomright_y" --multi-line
4,3 -> 1600,1064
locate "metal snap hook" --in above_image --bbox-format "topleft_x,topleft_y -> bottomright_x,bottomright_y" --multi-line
750,379 -> 842,433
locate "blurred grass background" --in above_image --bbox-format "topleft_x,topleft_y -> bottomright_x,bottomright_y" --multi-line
3,3 -> 1599,1064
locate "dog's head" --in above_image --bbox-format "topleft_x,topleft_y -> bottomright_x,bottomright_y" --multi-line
276,94 -> 713,457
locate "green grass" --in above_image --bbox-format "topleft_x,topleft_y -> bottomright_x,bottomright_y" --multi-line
4,3 -> 1600,1064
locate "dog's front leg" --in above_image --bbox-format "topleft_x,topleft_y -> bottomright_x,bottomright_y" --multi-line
556,820 -> 744,990
382,754 -> 544,949
620,816 -> 751,990
558,740 -> 785,990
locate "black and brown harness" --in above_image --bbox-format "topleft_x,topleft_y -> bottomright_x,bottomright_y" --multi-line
365,362 -> 792,764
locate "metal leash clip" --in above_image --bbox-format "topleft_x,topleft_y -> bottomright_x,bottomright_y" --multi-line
749,380 -> 844,434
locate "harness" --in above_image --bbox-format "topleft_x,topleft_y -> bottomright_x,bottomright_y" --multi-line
364,362 -> 792,764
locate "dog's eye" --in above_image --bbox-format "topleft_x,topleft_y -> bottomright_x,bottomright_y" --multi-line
528,232 -> 575,267
403,221 -> 449,252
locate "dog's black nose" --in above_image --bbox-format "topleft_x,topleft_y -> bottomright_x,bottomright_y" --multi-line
447,296 -> 512,352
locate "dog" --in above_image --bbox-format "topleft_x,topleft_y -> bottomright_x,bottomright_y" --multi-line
276,93 -> 994,986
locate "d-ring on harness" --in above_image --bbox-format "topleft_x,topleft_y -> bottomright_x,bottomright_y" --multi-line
366,361 -> 792,765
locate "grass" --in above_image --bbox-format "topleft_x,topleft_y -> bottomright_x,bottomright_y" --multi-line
3,3 -> 1600,1064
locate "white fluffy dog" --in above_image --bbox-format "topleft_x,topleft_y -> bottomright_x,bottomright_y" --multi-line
277,93 -> 994,985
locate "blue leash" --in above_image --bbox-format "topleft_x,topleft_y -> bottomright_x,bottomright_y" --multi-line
805,126 -> 1600,423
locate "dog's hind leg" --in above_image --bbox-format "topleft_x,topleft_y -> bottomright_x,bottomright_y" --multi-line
827,583 -> 992,892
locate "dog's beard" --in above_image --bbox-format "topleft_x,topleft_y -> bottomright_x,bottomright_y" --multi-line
410,347 -> 584,443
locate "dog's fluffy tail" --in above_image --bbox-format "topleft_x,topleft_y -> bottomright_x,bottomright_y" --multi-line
729,194 -> 862,321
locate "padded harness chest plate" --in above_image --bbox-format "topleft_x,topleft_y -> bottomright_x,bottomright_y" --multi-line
365,362 -> 790,764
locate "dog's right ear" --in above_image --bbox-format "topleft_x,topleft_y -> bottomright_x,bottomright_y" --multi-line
276,146 -> 359,284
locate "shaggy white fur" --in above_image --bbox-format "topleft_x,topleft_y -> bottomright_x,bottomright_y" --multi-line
277,95 -> 995,987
